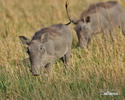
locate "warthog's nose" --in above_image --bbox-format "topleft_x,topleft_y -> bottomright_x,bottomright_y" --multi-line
30,69 -> 40,76
33,73 -> 40,76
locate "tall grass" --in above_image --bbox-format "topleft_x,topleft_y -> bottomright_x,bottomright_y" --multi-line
0,0 -> 125,99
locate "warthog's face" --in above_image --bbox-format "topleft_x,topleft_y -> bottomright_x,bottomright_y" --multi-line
74,16 -> 91,48
19,36 -> 47,76
27,41 -> 47,76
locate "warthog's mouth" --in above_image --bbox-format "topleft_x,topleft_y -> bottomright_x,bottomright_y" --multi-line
30,69 -> 41,76
33,73 -> 40,76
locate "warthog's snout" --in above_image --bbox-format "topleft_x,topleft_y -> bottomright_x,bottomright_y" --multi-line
33,73 -> 40,76
30,67 -> 41,76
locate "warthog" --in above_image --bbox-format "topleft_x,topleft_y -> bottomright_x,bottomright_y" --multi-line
19,24 -> 72,76
66,1 -> 125,48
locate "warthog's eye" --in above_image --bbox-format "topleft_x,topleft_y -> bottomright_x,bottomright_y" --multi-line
86,16 -> 90,23
40,46 -> 43,50
40,45 -> 45,53
40,47 -> 43,51
40,45 -> 44,51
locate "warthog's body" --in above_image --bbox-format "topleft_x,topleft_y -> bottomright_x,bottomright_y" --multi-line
19,24 -> 72,76
66,1 -> 125,48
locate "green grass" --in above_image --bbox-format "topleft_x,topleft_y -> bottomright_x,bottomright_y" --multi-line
0,0 -> 125,100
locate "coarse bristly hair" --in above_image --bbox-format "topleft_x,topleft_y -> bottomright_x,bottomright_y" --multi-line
32,24 -> 63,41
80,1 -> 118,18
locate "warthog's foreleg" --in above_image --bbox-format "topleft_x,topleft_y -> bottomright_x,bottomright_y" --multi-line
44,63 -> 51,73
102,29 -> 115,42
61,49 -> 71,68
121,25 -> 125,36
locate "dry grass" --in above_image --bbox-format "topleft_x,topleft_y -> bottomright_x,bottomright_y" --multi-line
0,0 -> 125,100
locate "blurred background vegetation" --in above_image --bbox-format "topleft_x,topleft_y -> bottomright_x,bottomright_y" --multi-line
0,0 -> 125,99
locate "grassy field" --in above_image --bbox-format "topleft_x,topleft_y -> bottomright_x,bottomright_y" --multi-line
0,0 -> 125,99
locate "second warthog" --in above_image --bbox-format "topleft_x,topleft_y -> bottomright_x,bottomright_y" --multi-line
66,1 -> 125,48
19,24 -> 72,76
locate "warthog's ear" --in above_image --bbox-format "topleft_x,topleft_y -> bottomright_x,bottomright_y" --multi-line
19,36 -> 30,45
86,16 -> 90,23
41,33 -> 48,42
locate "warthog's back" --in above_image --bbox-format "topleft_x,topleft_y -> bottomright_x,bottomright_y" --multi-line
32,24 -> 72,42
79,1 -> 125,31
80,1 -> 118,18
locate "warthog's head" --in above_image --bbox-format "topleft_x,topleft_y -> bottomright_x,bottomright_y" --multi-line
65,0 -> 92,48
74,16 -> 91,48
19,36 -> 48,76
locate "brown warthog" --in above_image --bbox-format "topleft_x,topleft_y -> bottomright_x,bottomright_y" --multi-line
19,24 -> 72,76
66,1 -> 125,48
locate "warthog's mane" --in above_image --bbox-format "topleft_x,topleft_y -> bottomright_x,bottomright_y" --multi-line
80,1 -> 118,18
32,24 -> 63,41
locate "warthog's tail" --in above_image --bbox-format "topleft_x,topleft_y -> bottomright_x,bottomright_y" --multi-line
65,0 -> 71,25
65,0 -> 77,25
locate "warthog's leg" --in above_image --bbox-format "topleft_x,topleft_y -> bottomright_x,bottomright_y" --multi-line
44,63 -> 51,73
102,30 -> 115,42
86,37 -> 91,48
65,49 -> 71,65
109,30 -> 115,42
121,24 -> 125,36
102,29 -> 115,41
102,30 -> 108,42
61,48 -> 71,67
120,15 -> 125,36
76,33 -> 81,47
